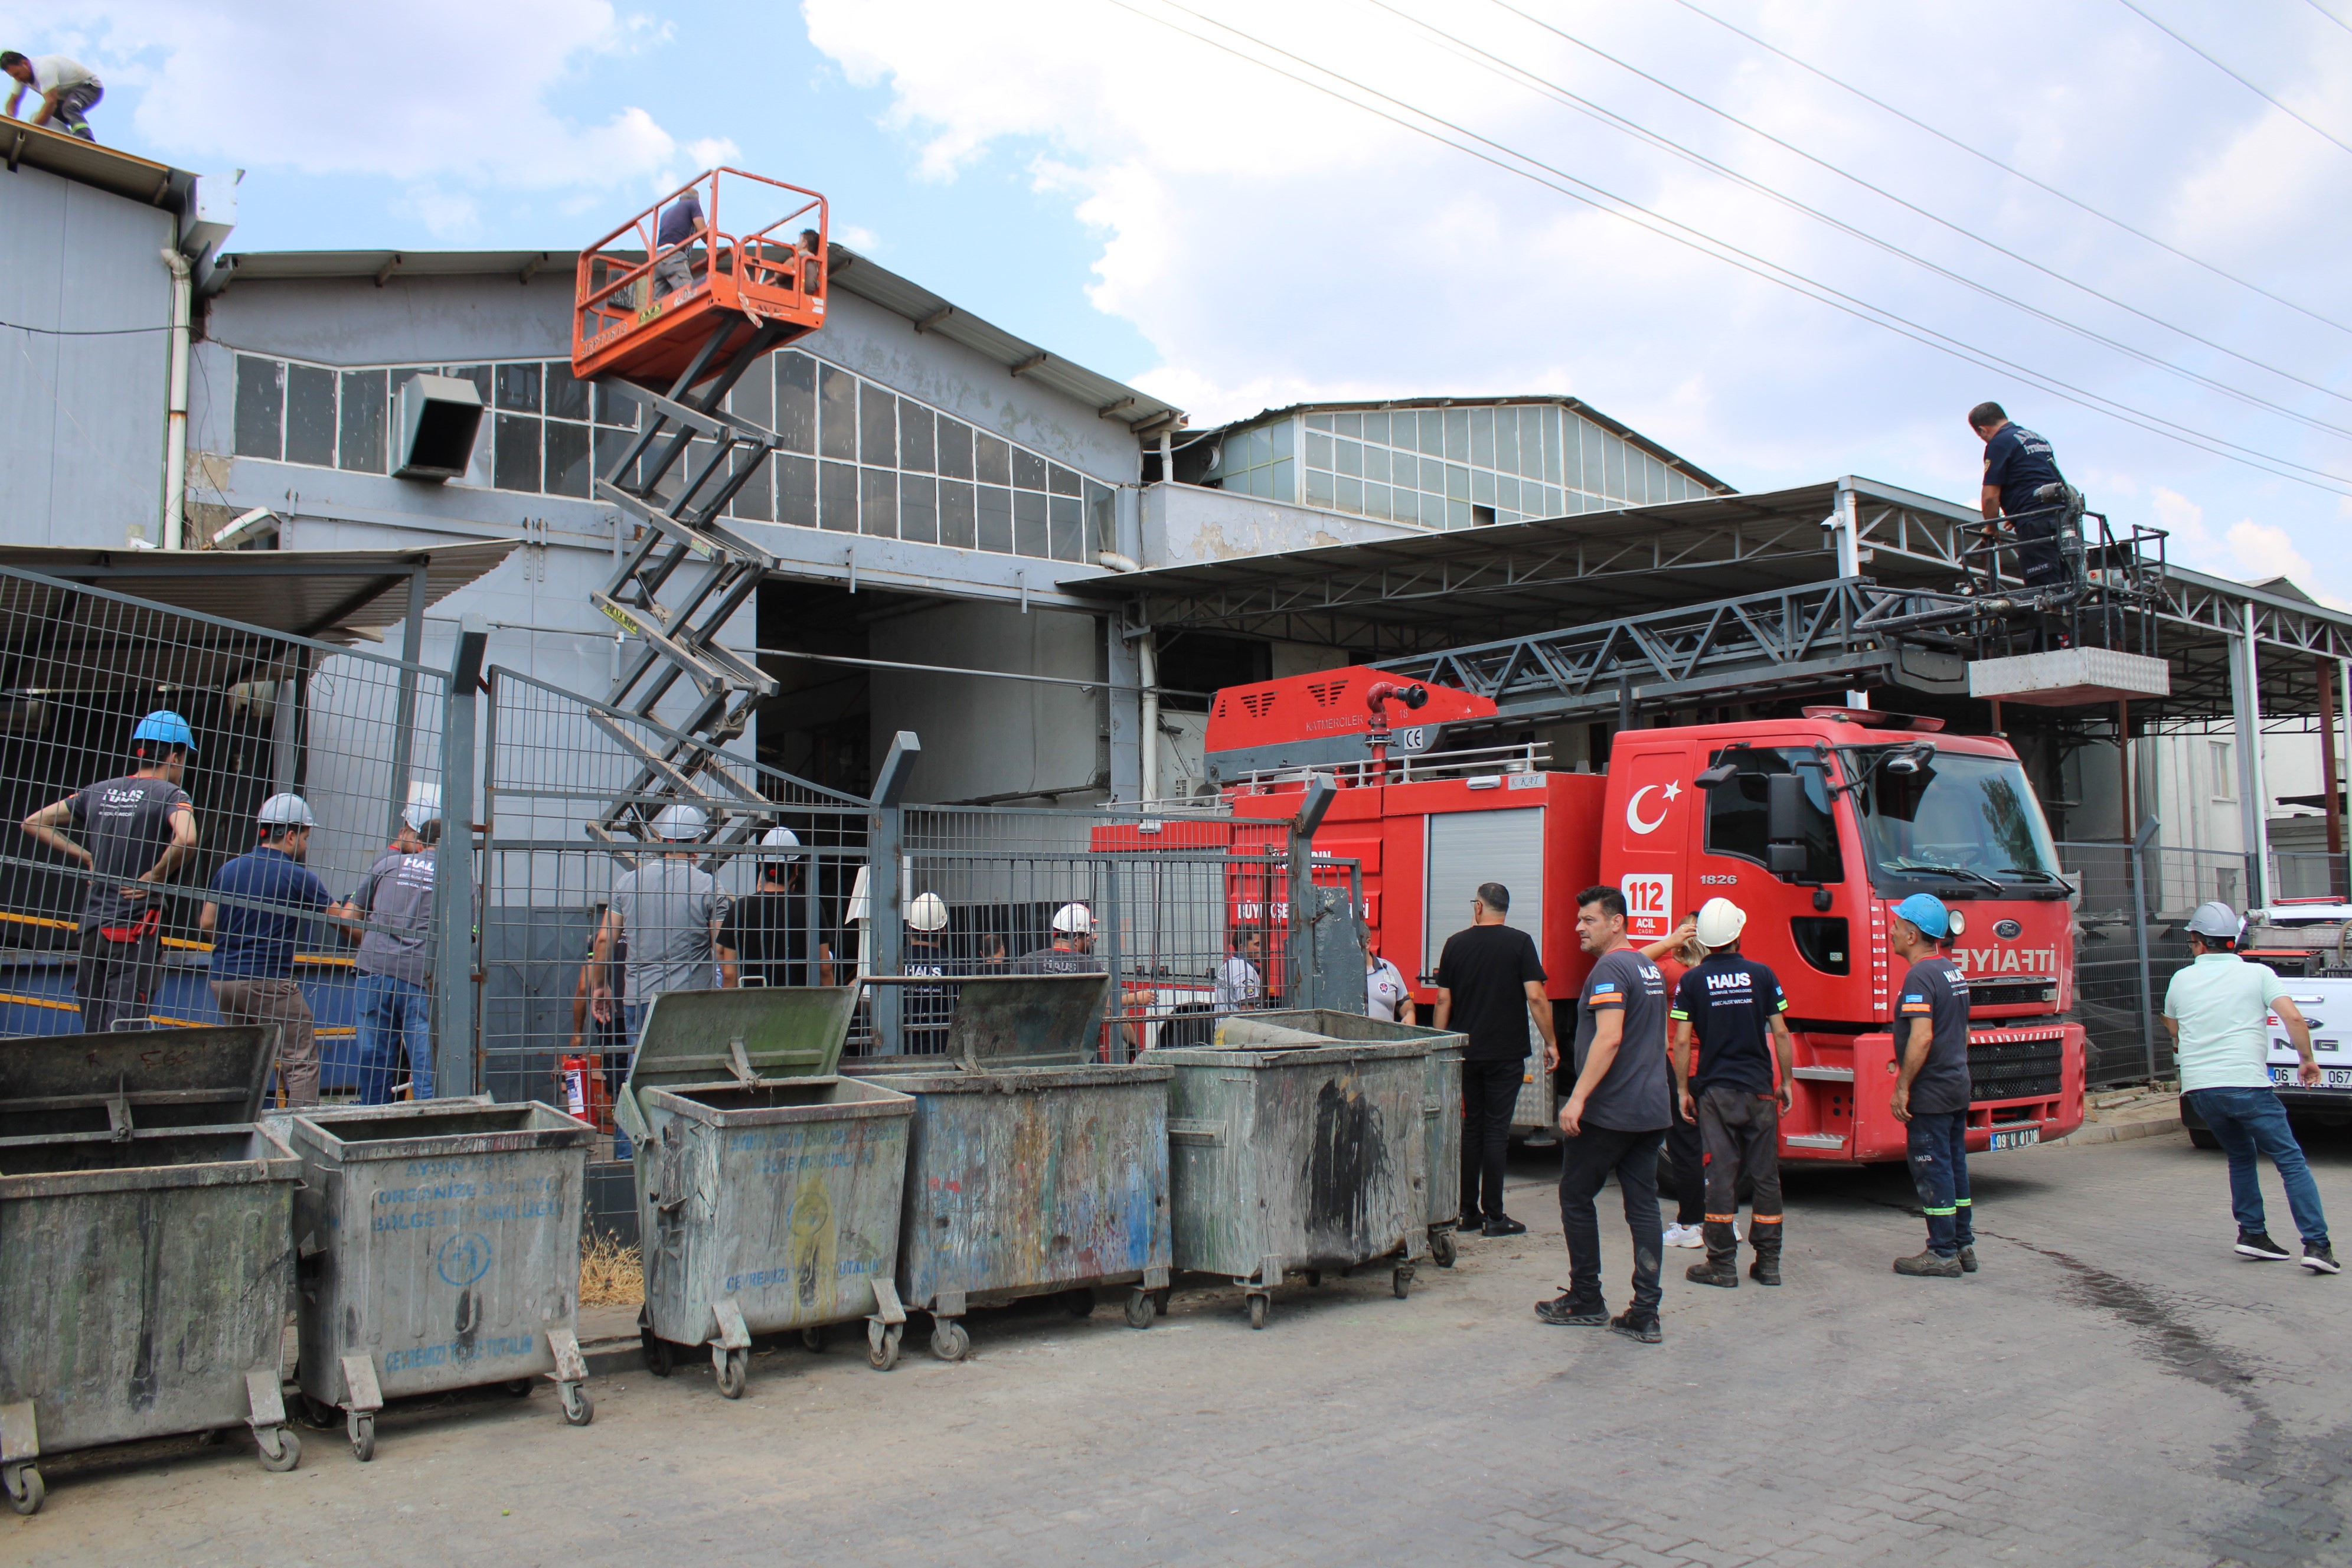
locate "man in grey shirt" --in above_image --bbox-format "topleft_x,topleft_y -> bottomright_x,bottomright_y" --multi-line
19,710 -> 200,1031
341,793 -> 440,1103
591,803 -> 730,1059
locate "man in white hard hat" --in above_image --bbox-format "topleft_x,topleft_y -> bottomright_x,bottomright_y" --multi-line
202,793 -> 333,1106
2165,900 -> 2334,1273
337,787 -> 442,1103
1019,903 -> 1106,976
593,805 -> 731,1105
900,890 -> 957,1055
19,708 -> 200,1031
718,825 -> 834,989
1668,897 -> 1794,1289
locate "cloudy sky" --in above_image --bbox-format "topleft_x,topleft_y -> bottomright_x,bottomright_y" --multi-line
10,0 -> 2348,598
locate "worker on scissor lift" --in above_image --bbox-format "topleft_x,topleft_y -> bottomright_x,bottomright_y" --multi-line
651,186 -> 705,301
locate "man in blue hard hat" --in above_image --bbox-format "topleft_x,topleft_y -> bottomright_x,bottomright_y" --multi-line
204,793 -> 335,1107
1887,893 -> 1975,1278
19,710 -> 200,1031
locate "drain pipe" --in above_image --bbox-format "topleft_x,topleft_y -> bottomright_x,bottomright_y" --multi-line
160,249 -> 193,550
1138,630 -> 1161,802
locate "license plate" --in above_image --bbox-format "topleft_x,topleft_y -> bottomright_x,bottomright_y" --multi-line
2271,1064 -> 2352,1090
1989,1126 -> 2040,1151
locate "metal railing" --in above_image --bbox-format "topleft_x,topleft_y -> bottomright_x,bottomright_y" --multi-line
0,564 -> 453,1105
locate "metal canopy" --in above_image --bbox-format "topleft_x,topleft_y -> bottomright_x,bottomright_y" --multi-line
1065,476 -> 2352,726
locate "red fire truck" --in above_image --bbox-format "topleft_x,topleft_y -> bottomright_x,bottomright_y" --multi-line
1206,665 -> 2086,1164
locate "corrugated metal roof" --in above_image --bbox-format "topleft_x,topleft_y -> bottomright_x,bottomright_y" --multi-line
0,541 -> 517,691
1,120 -> 193,209
202,243 -> 1185,437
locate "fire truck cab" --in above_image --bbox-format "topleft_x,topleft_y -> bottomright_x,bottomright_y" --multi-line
1207,665 -> 2087,1164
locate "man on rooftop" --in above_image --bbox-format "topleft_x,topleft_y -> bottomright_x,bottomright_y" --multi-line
2,52 -> 103,142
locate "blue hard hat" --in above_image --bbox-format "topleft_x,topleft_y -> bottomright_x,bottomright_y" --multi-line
130,710 -> 196,756
1892,893 -> 1950,939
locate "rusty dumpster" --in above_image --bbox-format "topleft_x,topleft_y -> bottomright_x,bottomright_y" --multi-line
1219,1011 -> 1469,1266
1154,1017 -> 1429,1328
848,974 -> 1171,1361
0,1026 -> 305,1513
619,987 -> 915,1395
276,1096 -> 596,1460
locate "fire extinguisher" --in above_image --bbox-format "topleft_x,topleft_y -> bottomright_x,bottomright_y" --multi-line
559,1055 -> 592,1123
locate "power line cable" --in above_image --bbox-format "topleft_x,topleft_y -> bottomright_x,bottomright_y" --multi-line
2115,0 -> 2352,157
1,319 -> 174,337
1105,0 -> 2352,494
1664,0 -> 2352,337
2306,0 -> 2352,36
1376,0 -> 2352,438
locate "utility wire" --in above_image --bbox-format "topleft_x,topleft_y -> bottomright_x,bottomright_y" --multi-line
1108,0 -> 2352,495
2115,0 -> 2352,157
2307,0 -> 2352,36
1379,0 -> 2352,439
1665,0 -> 2352,337
1,319 -> 174,336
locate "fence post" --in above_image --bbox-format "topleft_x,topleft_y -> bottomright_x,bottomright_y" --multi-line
867,732 -> 920,1056
1100,853 -> 1126,1061
1285,777 -> 1339,1011
2131,815 -> 2160,1080
434,618 -> 489,1099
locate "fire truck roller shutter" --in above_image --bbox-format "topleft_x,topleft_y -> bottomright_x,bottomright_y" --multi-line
1425,806 -> 1550,1132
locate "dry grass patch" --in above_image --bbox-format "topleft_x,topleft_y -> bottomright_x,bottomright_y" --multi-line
580,1230 -> 643,1306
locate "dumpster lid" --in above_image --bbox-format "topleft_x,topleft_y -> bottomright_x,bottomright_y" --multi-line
0,1025 -> 279,1135
941,974 -> 1112,1070
616,986 -> 858,1139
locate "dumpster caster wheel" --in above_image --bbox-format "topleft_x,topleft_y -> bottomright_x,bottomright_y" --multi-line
560,1382 -> 594,1426
931,1318 -> 970,1362
1431,1229 -> 1458,1269
1393,1265 -> 1415,1299
1123,1288 -> 1155,1329
1062,1288 -> 1096,1318
255,1426 -> 301,1473
4,1462 -> 41,1516
1247,1293 -> 1269,1330
505,1378 -> 535,1398
867,1321 -> 903,1371
802,1326 -> 829,1354
1305,1269 -> 1322,1288
347,1412 -> 375,1464
715,1347 -> 749,1400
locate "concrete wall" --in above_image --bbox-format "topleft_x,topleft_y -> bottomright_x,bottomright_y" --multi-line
868,600 -> 1105,803
0,164 -> 175,548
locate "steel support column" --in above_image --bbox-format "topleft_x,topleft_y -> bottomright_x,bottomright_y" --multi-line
387,564 -> 428,844
2230,610 -> 2268,910
434,616 -> 489,1099
865,731 -> 919,1055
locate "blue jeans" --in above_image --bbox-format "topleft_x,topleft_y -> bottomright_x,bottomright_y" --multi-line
1906,1110 -> 1974,1257
356,972 -> 432,1104
2186,1087 -> 2330,1247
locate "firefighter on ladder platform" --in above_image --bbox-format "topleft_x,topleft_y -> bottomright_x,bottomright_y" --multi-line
1968,401 -> 2075,590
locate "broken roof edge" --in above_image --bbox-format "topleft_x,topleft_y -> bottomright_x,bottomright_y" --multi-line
1192,395 -> 1734,495
201,242 -> 1187,439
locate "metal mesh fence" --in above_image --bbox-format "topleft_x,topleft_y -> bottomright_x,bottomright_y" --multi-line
0,564 -> 449,1105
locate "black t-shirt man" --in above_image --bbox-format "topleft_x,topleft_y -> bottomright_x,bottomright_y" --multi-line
1572,948 -> 1672,1131
1897,955 -> 1973,1115
1434,923 -> 1546,1060
1671,953 -> 1789,1096
718,890 -> 815,988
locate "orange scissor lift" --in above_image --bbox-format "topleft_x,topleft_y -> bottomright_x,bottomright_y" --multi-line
571,169 -> 829,850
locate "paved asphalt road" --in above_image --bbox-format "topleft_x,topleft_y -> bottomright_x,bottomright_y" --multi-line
9,1123 -> 2349,1567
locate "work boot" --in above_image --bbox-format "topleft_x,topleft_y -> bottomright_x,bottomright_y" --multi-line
1958,1246 -> 1978,1274
1684,1255 -> 1739,1288
1893,1249 -> 1964,1278
1748,1246 -> 1782,1288
1608,1309 -> 1662,1344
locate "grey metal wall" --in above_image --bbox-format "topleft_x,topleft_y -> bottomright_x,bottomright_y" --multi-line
0,164 -> 174,548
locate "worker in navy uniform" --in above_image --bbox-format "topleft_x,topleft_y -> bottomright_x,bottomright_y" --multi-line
1888,894 -> 1977,1278
19,710 -> 200,1031
1669,898 -> 1794,1289
1968,401 -> 2070,587
900,891 -> 958,1056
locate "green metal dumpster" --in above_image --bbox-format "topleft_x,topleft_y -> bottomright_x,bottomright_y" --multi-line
1155,1017 -> 1430,1329
277,1097 -> 596,1461
848,974 -> 1172,1361
0,1026 -> 305,1513
618,987 -> 915,1396
1221,1010 -> 1468,1266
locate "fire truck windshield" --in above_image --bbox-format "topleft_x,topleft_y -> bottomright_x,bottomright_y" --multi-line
1845,749 -> 2063,896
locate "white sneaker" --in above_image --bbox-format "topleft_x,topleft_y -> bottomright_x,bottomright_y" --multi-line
1733,1220 -> 1743,1243
1662,1223 -> 1704,1249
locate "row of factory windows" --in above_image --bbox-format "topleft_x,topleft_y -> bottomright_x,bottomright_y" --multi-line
1208,403 -> 1717,526
227,349 -> 1113,563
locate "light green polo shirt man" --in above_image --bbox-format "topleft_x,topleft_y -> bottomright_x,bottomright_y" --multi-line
2164,951 -> 2292,1090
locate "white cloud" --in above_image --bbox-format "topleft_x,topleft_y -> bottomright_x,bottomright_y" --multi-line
395,184 -> 482,241
2223,518 -> 2317,585
0,0 -> 695,192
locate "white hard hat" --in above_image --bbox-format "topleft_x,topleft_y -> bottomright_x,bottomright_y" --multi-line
908,891 -> 948,932
403,781 -> 442,830
1051,903 -> 1094,935
759,825 -> 803,863
257,793 -> 316,829
1694,897 -> 1746,949
651,802 -> 708,841
2186,900 -> 2243,940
